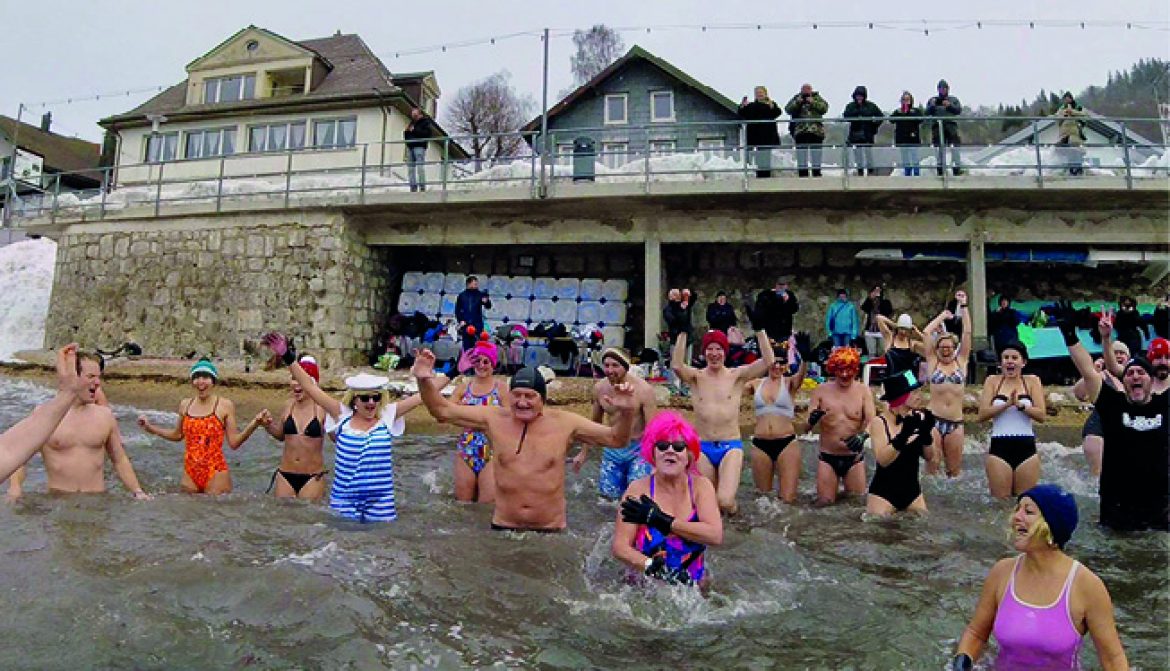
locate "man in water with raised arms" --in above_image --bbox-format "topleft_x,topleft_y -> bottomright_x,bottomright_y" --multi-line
573,348 -> 658,499
412,349 -> 635,531
0,345 -> 91,483
6,351 -> 149,500
672,328 -> 774,514
808,347 -> 876,506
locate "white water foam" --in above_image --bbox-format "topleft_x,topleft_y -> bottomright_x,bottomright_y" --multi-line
0,237 -> 55,361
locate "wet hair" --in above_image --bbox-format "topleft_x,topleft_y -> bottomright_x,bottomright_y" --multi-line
640,411 -> 701,473
77,351 -> 104,373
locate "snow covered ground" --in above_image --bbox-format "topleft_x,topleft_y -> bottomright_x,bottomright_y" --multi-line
0,238 -> 56,361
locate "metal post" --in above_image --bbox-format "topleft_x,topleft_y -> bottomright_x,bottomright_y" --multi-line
50,173 -> 61,224
1032,120 -> 1044,188
842,140 -> 850,189
529,135 -> 537,198
154,160 -> 164,216
284,149 -> 293,208
739,122 -> 748,190
643,129 -> 651,194
938,119 -> 950,188
539,28 -> 550,198
1120,121 -> 1133,190
99,166 -> 109,219
215,156 -> 225,212
359,144 -> 368,204
3,103 -> 23,227
441,137 -> 449,199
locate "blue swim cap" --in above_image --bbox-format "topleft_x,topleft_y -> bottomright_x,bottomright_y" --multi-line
190,358 -> 218,381
1019,484 -> 1078,548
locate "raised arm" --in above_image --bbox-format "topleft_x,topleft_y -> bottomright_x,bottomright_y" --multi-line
223,400 -> 267,450
1097,314 -> 1126,381
959,306 -> 973,368
411,349 -> 490,430
391,376 -> 447,418
875,314 -> 895,342
671,333 -> 698,384
1054,300 -> 1103,403
738,328 -> 775,380
0,344 -> 85,482
289,362 -> 343,419
103,414 -> 149,499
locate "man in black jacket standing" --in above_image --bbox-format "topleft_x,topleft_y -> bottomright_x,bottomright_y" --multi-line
842,86 -> 884,176
738,87 -> 782,178
753,279 -> 799,340
455,275 -> 491,351
404,107 -> 434,192
926,80 -> 962,176
706,291 -> 738,333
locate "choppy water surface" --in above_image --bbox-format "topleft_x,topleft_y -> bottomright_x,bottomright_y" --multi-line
1,377 -> 1166,670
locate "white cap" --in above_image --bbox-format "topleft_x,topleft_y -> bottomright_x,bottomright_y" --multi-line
895,314 -> 915,330
344,373 -> 390,390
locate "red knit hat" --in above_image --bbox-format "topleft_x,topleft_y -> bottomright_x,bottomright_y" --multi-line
700,329 -> 729,355
298,356 -> 320,382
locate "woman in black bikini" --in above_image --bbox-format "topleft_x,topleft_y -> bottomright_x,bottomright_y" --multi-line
263,355 -> 329,500
866,370 -> 936,515
745,333 -> 811,503
977,342 -> 1047,499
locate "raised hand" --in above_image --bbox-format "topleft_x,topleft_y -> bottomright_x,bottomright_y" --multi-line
261,332 -> 287,356
794,331 -> 813,361
1097,309 -> 1114,340
807,407 -> 827,428
411,348 -> 437,379
1048,300 -> 1080,346
605,381 -> 637,413
621,494 -> 675,534
55,344 -> 86,397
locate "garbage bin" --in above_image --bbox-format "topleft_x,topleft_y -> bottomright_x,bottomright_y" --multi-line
572,136 -> 596,182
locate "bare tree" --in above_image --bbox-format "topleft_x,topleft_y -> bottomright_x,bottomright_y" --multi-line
443,71 -> 535,171
570,25 -> 625,87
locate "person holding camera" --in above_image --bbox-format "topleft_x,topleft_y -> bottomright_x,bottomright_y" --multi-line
785,84 -> 829,177
738,86 -> 783,178
889,91 -> 923,176
1055,92 -> 1088,176
842,85 -> 884,176
926,79 -> 962,176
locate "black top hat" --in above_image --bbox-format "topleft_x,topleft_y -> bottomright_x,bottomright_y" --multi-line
879,369 -> 923,401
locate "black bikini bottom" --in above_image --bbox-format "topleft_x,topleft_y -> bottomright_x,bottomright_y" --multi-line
752,435 -> 797,462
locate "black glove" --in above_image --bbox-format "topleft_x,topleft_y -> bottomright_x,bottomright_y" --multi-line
282,337 -> 297,366
621,495 -> 675,535
808,409 -> 827,428
950,653 -> 973,671
1049,299 -> 1080,347
844,431 -> 869,454
664,566 -> 694,586
644,555 -> 668,579
890,418 -> 917,451
794,332 -> 813,361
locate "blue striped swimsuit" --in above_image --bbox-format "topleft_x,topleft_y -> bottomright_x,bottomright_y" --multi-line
329,407 -> 400,522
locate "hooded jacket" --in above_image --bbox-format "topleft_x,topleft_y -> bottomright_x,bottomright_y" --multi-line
1054,94 -> 1087,144
925,80 -> 962,141
842,86 -> 885,144
826,297 -> 860,338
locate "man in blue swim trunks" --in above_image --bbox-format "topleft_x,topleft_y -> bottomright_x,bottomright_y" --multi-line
671,328 -> 774,514
573,348 -> 659,499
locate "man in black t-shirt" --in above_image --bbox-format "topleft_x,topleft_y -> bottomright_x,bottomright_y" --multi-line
1055,300 -> 1169,531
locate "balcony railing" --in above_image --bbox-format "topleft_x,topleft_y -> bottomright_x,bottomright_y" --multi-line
3,115 -> 1166,225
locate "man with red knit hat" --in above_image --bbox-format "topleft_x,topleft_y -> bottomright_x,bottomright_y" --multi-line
808,347 -> 876,506
671,328 -> 774,514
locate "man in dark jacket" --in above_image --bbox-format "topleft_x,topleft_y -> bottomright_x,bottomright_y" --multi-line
404,107 -> 434,192
842,86 -> 884,176
753,279 -> 800,339
988,296 -> 1020,350
706,292 -> 738,333
663,288 -> 695,344
925,79 -> 962,176
889,90 -> 923,176
738,87 -> 782,178
454,275 -> 491,351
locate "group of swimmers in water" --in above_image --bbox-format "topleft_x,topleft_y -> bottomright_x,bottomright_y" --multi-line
0,295 -> 1165,668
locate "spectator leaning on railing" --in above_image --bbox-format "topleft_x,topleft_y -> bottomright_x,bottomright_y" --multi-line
1055,92 -> 1088,176
842,86 -> 885,176
403,107 -> 434,192
738,87 -> 783,178
785,84 -> 830,178
889,91 -> 923,176
925,79 -> 962,176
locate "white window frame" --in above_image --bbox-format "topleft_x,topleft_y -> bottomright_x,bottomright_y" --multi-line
601,142 -> 628,169
697,137 -> 726,159
649,140 -> 676,156
604,94 -> 628,125
184,127 -> 237,160
203,74 -> 256,104
248,120 -> 308,153
144,132 -> 179,163
650,91 -> 675,122
555,143 -> 573,167
312,116 -> 358,149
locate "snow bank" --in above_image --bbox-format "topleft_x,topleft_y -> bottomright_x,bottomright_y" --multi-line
0,237 -> 56,361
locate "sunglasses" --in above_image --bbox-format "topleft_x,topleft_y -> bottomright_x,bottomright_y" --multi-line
654,440 -> 688,453
355,393 -> 382,403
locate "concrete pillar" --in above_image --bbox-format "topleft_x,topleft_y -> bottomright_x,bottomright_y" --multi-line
968,236 -> 988,349
644,238 -> 662,350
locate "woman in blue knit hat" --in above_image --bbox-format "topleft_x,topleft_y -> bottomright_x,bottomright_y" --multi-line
950,484 -> 1128,670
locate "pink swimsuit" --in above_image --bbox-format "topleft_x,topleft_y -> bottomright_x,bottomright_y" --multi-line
993,556 -> 1083,670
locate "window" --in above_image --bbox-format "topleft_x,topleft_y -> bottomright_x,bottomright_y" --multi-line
313,117 -> 357,148
601,142 -> 628,169
145,132 -> 178,162
697,137 -> 726,159
650,91 -> 675,122
203,74 -> 256,104
649,140 -> 676,156
556,143 -> 573,167
184,128 -> 237,159
248,121 -> 307,152
604,94 -> 628,125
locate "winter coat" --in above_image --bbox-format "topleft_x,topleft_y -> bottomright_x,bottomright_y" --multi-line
752,288 -> 800,338
738,100 -> 782,147
825,299 -> 861,338
404,117 -> 435,148
988,307 -> 1020,348
1054,101 -> 1087,145
860,296 -> 894,333
706,301 -> 738,333
454,288 -> 491,330
1154,304 -> 1169,340
889,106 -> 924,145
664,300 -> 694,341
785,93 -> 830,138
925,93 -> 962,142
842,87 -> 884,144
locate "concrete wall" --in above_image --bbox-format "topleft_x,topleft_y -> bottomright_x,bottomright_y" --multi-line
43,211 -> 390,367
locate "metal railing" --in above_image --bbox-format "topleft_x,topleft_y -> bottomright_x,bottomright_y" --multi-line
3,115 -> 1166,224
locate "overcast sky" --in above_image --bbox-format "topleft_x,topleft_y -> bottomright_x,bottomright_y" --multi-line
1,0 -> 1166,143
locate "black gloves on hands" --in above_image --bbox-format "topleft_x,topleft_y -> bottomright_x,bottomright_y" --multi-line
621,495 -> 675,536
643,555 -> 693,585
1049,299 -> 1081,347
794,332 -> 814,361
844,431 -> 869,454
808,409 -> 827,428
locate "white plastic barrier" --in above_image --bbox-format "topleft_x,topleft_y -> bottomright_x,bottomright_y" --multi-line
508,276 -> 533,298
601,279 -> 628,301
402,271 -> 425,293
503,298 -> 531,323
554,278 -> 580,300
485,275 -> 509,297
600,302 -> 627,325
530,298 -> 556,322
602,326 -> 625,347
417,293 -> 442,316
533,277 -> 557,299
398,292 -> 419,314
552,298 -> 578,324
577,301 -> 602,325
580,279 -> 604,301
444,273 -> 466,294
421,272 -> 445,293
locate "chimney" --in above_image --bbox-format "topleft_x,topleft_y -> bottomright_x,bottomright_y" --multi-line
40,112 -> 51,132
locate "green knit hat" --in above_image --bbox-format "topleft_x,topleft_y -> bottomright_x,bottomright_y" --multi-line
190,357 -> 218,380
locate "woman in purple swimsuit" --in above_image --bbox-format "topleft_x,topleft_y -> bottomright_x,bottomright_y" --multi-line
951,484 -> 1128,670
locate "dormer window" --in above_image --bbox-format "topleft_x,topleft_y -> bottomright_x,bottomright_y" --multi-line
204,74 -> 256,104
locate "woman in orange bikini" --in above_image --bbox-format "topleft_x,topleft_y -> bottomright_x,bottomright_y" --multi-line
138,358 -> 268,494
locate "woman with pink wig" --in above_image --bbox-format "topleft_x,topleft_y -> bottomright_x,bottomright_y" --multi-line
611,411 -> 723,588
450,338 -> 508,503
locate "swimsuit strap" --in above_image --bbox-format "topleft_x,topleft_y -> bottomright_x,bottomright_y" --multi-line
878,414 -> 893,442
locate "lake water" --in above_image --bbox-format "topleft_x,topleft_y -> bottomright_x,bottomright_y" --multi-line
1,377 -> 1166,669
